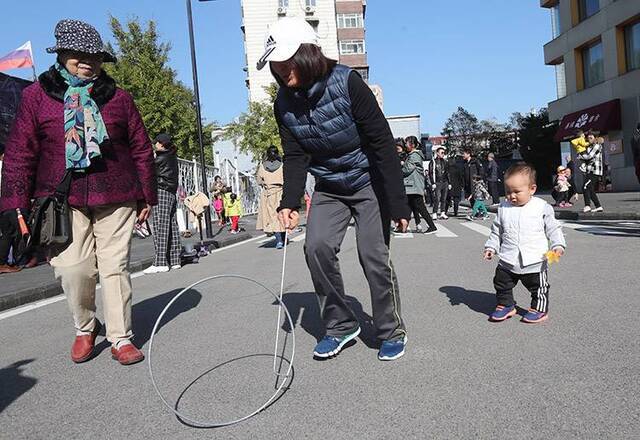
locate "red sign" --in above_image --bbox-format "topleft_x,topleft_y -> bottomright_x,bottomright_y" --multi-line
554,99 -> 622,142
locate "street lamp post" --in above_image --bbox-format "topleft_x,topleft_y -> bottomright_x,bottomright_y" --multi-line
186,0 -> 213,238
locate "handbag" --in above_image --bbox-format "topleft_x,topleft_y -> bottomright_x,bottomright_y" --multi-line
27,171 -> 73,252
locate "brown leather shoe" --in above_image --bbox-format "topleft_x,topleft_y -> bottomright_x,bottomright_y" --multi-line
0,264 -> 22,274
71,319 -> 102,363
111,343 -> 145,365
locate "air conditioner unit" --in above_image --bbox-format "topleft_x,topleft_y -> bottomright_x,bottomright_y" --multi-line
304,5 -> 315,14
277,6 -> 287,15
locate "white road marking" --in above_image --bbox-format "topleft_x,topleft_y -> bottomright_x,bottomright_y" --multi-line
392,232 -> 414,239
0,233 -> 268,321
460,221 -> 492,237
434,224 -> 457,238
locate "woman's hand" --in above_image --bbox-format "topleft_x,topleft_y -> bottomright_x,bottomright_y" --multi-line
278,208 -> 300,231
136,202 -> 152,224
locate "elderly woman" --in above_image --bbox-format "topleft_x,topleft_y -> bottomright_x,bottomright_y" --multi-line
256,145 -> 286,249
0,20 -> 157,365
259,17 -> 410,361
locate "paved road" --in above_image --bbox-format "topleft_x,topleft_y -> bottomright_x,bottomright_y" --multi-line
1,215 -> 639,439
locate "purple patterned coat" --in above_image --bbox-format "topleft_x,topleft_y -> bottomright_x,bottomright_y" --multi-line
0,69 -> 157,211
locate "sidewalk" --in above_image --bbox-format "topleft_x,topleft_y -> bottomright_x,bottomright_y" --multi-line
464,192 -> 640,221
0,215 -> 261,312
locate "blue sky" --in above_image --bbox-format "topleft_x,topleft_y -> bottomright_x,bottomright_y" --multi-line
2,1 -> 556,135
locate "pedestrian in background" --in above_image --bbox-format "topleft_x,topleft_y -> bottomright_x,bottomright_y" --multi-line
0,147 -> 20,274
0,20 -> 157,365
466,175 -> 490,221
486,153 -> 500,205
256,145 -> 286,249
446,156 -> 464,217
144,133 -> 181,275
632,122 -> 640,185
265,17 -> 410,360
428,146 -> 450,219
225,192 -> 243,234
577,131 -> 604,213
402,137 -> 437,233
462,148 -> 484,206
210,175 -> 227,225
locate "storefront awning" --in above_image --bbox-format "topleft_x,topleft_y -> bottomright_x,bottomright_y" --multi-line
553,99 -> 621,142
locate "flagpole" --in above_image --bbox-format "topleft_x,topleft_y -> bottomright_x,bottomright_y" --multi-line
28,41 -> 36,81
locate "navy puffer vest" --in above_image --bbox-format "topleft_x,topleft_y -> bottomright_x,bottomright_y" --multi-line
276,64 -> 370,194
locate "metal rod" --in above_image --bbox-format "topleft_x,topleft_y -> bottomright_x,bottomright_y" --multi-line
186,0 -> 213,238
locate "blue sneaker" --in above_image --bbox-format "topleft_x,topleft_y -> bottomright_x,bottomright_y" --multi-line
313,327 -> 361,358
378,335 -> 407,361
522,308 -> 548,324
489,305 -> 516,322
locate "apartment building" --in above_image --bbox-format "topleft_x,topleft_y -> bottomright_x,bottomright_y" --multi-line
541,0 -> 640,190
240,0 -> 369,103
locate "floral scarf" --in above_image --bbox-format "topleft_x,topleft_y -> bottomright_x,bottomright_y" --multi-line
55,62 -> 108,170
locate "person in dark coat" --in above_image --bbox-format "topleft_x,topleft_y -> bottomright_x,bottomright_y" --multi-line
486,153 -> 499,204
144,133 -> 182,274
446,157 -> 464,217
462,148 -> 484,202
632,123 -> 640,185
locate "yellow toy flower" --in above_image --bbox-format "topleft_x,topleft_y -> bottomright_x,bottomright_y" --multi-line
545,250 -> 561,264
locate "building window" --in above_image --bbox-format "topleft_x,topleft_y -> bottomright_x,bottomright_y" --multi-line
278,0 -> 288,7
550,5 -> 561,38
578,0 -> 599,22
355,68 -> 368,81
306,0 -> 316,6
337,13 -> 364,29
581,40 -> 604,88
340,40 -> 365,55
555,62 -> 566,99
625,21 -> 640,71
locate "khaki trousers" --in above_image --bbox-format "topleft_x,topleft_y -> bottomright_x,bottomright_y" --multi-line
50,203 -> 137,344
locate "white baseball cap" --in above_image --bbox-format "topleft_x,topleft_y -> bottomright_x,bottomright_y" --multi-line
256,17 -> 318,71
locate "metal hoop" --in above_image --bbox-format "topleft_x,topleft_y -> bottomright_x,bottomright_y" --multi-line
147,274 -> 296,428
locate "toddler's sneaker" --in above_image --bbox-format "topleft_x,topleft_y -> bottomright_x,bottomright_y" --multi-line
378,335 -> 407,361
489,305 -> 516,322
522,309 -> 548,324
482,215 -> 490,220
313,327 -> 361,358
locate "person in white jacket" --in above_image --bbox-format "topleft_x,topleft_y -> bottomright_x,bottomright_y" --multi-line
483,163 -> 566,324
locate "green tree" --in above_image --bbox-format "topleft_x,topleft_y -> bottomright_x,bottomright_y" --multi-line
441,107 -> 481,155
513,108 -> 560,189
224,83 -> 281,162
104,16 -> 214,162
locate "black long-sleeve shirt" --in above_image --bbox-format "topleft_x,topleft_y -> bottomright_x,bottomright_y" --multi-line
275,71 -> 410,220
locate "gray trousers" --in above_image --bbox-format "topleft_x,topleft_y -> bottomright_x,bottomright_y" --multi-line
434,182 -> 449,214
304,184 -> 406,341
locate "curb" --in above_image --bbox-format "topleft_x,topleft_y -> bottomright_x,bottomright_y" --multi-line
462,201 -> 640,221
0,231 -> 254,313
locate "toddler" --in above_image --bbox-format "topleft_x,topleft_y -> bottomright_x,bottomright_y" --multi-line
466,175 -> 490,220
224,193 -> 243,234
554,166 -> 572,207
484,162 -> 566,324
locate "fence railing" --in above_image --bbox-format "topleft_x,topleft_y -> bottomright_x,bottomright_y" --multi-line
176,157 -> 260,220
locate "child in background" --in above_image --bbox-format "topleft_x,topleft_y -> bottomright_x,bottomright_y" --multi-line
225,193 -> 243,234
213,194 -> 224,226
570,130 -> 589,154
484,162 -> 566,324
554,166 -> 572,208
466,175 -> 490,221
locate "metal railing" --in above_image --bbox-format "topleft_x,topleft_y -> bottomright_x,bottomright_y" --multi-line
176,157 -> 260,218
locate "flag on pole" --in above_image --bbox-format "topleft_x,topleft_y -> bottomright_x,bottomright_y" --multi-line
0,42 -> 34,72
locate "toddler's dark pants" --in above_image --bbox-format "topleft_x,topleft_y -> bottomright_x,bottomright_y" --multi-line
493,266 -> 550,313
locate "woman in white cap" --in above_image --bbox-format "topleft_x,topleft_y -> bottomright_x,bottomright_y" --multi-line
0,19 -> 156,365
260,17 -> 410,361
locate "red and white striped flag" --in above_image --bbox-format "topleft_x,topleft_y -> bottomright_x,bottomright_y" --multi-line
0,42 -> 34,71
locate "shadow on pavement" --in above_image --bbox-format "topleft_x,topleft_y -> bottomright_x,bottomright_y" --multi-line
440,286 -> 497,317
173,353 -> 295,429
278,292 -> 378,349
132,288 -> 203,349
0,359 -> 37,414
